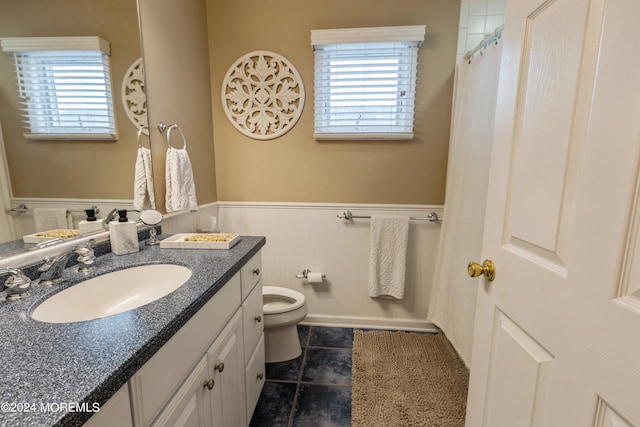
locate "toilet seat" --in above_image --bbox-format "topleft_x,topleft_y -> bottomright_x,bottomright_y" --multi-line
263,286 -> 306,314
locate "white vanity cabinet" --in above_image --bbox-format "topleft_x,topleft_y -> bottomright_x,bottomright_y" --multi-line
152,310 -> 245,427
127,250 -> 265,427
239,252 -> 265,421
84,385 -> 133,427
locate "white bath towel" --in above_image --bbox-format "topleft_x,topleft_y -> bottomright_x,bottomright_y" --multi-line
133,146 -> 156,211
34,208 -> 72,231
165,146 -> 198,213
368,215 -> 409,299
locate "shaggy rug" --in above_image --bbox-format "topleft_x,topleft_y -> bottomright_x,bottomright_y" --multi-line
351,330 -> 469,426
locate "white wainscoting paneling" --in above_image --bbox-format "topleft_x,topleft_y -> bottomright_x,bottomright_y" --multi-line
160,202 -> 219,235
9,198 -> 136,238
218,202 -> 442,331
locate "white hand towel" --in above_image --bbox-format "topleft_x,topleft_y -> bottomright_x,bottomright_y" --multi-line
34,208 -> 72,231
165,146 -> 198,213
133,146 -> 156,211
368,215 -> 409,299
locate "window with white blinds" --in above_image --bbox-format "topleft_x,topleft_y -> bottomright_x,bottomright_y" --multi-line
311,26 -> 425,140
1,37 -> 116,140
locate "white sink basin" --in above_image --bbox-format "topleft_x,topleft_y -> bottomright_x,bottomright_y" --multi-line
31,264 -> 192,323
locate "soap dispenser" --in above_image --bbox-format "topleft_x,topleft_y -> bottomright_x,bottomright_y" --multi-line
79,208 -> 104,235
109,209 -> 139,255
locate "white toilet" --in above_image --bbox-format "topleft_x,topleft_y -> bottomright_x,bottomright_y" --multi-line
262,286 -> 308,363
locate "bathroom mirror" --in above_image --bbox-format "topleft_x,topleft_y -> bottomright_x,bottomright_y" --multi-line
0,0 -> 148,256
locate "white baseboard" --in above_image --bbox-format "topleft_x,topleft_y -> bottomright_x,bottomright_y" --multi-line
301,314 -> 440,333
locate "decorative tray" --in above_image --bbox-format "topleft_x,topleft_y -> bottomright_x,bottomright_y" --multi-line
159,233 -> 240,250
23,229 -> 81,243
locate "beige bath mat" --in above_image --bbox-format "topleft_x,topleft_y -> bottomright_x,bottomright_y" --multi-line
351,330 -> 469,426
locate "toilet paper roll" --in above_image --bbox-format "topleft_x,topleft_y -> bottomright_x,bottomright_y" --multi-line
307,272 -> 324,283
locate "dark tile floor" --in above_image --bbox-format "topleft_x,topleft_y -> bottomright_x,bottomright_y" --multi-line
249,325 -> 353,427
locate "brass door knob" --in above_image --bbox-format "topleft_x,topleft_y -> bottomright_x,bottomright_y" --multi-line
254,315 -> 262,323
214,362 -> 225,373
203,378 -> 215,390
468,259 -> 496,282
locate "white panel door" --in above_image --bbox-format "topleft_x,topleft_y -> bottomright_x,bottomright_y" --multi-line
466,0 -> 640,425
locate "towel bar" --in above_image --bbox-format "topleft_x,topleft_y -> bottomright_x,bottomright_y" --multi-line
6,204 -> 100,214
337,210 -> 442,223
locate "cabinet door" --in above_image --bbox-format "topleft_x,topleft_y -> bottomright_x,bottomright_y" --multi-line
84,385 -> 132,427
207,309 -> 246,427
242,281 -> 264,366
245,334 -> 265,422
151,357 -> 211,427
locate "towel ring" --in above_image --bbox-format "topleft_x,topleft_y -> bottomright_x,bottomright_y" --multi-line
137,126 -> 150,148
166,124 -> 186,149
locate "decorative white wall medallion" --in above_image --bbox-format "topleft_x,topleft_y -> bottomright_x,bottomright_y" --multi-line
222,50 -> 305,140
121,57 -> 148,135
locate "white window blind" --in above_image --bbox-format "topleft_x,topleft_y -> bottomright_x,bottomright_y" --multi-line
1,37 -> 116,140
311,26 -> 425,140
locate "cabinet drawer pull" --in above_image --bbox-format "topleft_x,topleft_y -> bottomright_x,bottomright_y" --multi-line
214,362 -> 225,373
252,268 -> 260,276
254,315 -> 262,323
257,373 -> 264,380
203,378 -> 215,390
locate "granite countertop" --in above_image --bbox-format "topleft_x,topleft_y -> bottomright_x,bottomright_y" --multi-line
0,235 -> 265,427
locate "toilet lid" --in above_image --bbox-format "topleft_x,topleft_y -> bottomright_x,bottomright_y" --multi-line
263,286 -> 306,314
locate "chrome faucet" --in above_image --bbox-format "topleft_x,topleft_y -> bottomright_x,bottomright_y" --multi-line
37,239 -> 97,286
102,209 -> 120,229
0,267 -> 32,300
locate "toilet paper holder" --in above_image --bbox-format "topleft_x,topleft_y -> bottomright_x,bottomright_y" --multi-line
296,269 -> 326,280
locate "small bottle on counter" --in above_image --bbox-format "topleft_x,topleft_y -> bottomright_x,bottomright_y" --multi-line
109,209 -> 139,255
79,208 -> 104,235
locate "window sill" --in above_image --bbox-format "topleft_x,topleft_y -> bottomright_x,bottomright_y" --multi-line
313,133 -> 414,141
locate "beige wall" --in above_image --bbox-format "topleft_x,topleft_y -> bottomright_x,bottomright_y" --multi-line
207,0 -> 459,204
0,0 -> 142,199
138,0 -> 217,212
1,0 -> 457,207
